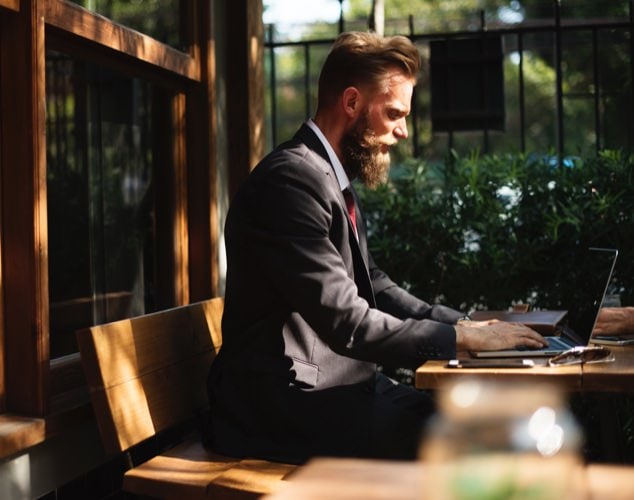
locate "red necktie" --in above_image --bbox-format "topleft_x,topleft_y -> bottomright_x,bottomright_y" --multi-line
343,188 -> 357,235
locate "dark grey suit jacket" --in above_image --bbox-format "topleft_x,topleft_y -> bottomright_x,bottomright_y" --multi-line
206,124 -> 462,462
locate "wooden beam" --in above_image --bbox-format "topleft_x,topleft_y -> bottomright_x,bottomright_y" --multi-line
173,93 -> 190,306
0,415 -> 46,459
45,0 -> 200,82
187,0 -> 219,300
225,0 -> 265,199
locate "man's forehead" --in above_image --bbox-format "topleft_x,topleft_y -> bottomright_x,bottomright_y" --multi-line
376,72 -> 413,101
376,70 -> 414,95
384,70 -> 416,86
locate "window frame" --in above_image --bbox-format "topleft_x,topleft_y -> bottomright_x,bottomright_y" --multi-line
0,0 -> 219,457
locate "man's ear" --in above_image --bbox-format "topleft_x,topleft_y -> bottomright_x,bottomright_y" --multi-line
342,87 -> 361,118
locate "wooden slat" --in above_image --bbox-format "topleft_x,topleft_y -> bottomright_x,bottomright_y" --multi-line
45,0 -> 199,81
77,298 -> 223,454
123,437 -> 297,500
208,459 -> 298,498
200,298 -> 224,353
102,351 -> 213,452
123,438 -> 239,500
81,302 -> 218,389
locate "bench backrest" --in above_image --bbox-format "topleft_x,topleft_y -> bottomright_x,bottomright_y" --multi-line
77,298 -> 224,455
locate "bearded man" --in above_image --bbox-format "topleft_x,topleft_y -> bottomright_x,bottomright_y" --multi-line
205,32 -> 545,463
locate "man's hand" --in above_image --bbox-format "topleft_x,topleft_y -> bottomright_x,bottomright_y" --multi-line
455,319 -> 548,352
593,307 -> 634,336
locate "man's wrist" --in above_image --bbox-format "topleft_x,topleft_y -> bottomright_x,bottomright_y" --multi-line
454,322 -> 465,350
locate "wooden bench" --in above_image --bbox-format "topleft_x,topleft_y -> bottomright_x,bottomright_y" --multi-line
77,297 -> 297,499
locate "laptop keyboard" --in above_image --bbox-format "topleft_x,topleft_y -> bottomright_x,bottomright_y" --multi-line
546,336 -> 573,350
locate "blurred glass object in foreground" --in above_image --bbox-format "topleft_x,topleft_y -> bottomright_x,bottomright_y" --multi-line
419,378 -> 585,499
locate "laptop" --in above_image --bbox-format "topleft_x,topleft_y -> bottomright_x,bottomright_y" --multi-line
472,247 -> 618,358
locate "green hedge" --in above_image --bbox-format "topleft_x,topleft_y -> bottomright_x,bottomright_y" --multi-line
358,150 -> 634,312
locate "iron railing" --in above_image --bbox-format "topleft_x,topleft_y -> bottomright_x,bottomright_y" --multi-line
264,1 -> 634,163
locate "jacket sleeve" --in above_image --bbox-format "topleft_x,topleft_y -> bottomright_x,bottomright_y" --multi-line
237,153 -> 457,365
367,240 -> 465,325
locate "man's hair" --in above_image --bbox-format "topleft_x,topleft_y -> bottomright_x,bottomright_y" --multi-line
317,31 -> 421,109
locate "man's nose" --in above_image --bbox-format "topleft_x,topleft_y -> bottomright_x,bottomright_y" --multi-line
394,118 -> 408,139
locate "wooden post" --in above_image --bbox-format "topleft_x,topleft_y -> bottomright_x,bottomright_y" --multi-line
225,0 -> 265,199
0,0 -> 49,415
187,0 -> 220,300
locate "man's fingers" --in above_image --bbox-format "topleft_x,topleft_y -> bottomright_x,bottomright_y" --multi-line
501,323 -> 548,347
515,336 -> 548,348
517,330 -> 548,347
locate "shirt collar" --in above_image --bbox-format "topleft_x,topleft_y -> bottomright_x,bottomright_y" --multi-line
306,119 -> 350,191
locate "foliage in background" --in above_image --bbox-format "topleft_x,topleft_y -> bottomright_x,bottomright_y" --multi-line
359,120 -> 634,468
358,150 -> 634,312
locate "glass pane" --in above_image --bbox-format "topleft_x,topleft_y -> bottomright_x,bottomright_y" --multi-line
69,0 -> 186,50
46,51 -> 166,358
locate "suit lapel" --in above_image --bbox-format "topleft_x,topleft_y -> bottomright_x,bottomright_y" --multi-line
294,124 -> 331,165
296,125 -> 371,262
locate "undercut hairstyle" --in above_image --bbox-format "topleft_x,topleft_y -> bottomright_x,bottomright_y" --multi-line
317,31 -> 421,109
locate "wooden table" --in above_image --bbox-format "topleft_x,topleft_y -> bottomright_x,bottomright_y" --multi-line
581,345 -> 634,392
265,457 -> 634,500
415,344 -> 634,393
415,344 -> 634,463
416,354 -> 582,391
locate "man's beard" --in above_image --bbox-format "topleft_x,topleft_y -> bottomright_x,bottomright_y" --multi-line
341,113 -> 391,189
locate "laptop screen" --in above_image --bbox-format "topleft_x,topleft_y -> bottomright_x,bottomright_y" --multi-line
561,247 -> 618,346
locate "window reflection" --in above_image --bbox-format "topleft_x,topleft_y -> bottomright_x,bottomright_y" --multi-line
69,0 -> 186,50
46,51 -> 161,358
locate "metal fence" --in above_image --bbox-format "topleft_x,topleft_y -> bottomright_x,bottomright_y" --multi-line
264,1 -> 634,163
